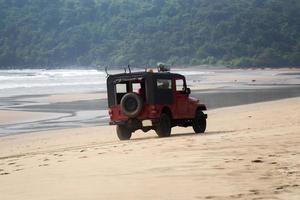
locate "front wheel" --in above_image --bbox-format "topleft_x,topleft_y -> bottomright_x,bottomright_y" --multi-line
155,113 -> 171,137
116,125 -> 132,140
192,110 -> 207,133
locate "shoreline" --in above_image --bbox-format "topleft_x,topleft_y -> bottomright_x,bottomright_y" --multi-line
1,85 -> 300,136
1,67 -> 299,136
0,96 -> 299,152
0,97 -> 299,199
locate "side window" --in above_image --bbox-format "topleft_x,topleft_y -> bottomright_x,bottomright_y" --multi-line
157,79 -> 172,90
176,79 -> 185,92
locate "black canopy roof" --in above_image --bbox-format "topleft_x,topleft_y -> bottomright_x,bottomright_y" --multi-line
107,71 -> 184,84
106,71 -> 185,106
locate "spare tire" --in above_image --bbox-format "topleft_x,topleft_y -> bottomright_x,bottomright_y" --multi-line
120,93 -> 143,118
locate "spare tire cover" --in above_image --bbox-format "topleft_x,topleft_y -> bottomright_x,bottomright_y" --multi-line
120,93 -> 143,118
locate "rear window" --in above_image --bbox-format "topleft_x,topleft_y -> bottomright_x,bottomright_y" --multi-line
116,83 -> 127,93
132,83 -> 141,93
157,79 -> 172,90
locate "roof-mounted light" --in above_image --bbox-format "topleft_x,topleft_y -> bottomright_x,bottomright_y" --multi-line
157,63 -> 170,72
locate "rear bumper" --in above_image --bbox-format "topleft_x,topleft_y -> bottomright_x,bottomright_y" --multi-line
109,121 -> 126,125
110,118 -> 156,127
109,118 -> 156,133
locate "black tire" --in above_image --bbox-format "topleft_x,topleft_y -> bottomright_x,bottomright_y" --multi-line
116,125 -> 132,140
155,113 -> 171,137
192,110 -> 207,133
120,93 -> 143,118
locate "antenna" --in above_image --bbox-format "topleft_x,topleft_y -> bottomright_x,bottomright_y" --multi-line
105,66 -> 110,77
127,65 -> 131,73
124,67 -> 127,73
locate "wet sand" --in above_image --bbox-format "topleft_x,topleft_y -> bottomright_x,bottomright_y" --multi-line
0,110 -> 66,125
24,93 -> 107,103
0,97 -> 299,200
0,93 -> 109,135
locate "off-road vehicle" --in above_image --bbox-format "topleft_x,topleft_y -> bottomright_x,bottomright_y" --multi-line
107,68 -> 207,140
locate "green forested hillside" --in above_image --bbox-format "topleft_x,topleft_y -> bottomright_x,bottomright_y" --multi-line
1,0 -> 300,68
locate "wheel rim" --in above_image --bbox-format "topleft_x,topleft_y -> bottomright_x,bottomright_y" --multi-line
124,97 -> 138,112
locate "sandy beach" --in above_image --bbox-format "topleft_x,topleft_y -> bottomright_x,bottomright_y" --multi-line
2,1 -> 300,199
1,97 -> 299,200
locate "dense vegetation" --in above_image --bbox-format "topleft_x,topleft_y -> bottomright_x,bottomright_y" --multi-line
1,0 -> 300,68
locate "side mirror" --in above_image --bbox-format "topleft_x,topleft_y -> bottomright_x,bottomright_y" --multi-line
186,88 -> 191,95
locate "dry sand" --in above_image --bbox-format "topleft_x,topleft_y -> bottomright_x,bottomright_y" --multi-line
0,97 -> 300,200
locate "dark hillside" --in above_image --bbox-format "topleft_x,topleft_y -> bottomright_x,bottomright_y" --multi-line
0,0 -> 300,68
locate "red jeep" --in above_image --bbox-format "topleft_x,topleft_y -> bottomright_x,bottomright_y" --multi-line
107,70 -> 207,140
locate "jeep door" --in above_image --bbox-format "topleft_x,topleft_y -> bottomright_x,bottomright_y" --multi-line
174,78 -> 189,119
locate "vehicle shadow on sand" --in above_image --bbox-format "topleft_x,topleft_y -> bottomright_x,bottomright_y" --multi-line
172,130 -> 236,137
131,130 -> 236,141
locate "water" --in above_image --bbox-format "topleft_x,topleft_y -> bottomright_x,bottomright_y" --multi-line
194,87 -> 300,109
0,69 -> 214,97
0,69 -> 107,97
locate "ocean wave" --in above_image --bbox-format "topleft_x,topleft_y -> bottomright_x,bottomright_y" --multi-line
0,69 -> 106,81
0,81 -> 106,90
0,69 -> 108,90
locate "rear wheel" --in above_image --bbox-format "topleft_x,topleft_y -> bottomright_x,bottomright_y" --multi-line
155,113 -> 171,137
116,125 -> 132,140
192,110 -> 206,133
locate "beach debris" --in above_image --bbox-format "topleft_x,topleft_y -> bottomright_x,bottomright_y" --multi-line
252,159 -> 263,163
79,156 -> 87,159
8,162 -> 16,165
276,185 -> 289,190
249,189 -> 260,195
39,164 -> 49,167
204,196 -> 216,199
